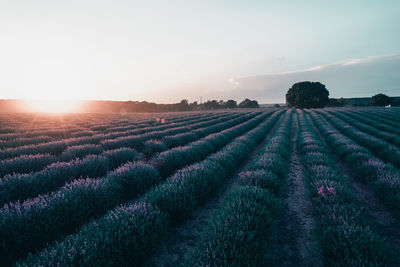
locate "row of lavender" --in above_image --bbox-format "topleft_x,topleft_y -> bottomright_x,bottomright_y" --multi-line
1,110 -> 279,265
13,111 -> 284,266
310,110 -> 400,214
0,112 -> 179,141
190,106 -> 399,266
321,110 -> 400,167
0,111 -> 245,177
0,112 -> 225,158
1,107 -> 399,265
187,110 -> 292,265
0,111 -> 258,206
298,110 -> 389,265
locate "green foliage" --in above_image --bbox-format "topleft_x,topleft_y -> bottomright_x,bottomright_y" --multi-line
20,203 -> 169,266
142,139 -> 168,158
286,81 -> 329,108
226,99 -> 237,108
327,97 -> 345,107
188,186 -> 281,267
303,111 -> 390,265
238,98 -> 260,108
238,169 -> 280,194
369,93 -> 391,106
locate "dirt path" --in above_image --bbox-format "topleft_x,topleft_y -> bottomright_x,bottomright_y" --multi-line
271,111 -> 322,266
143,113 -> 285,267
306,112 -> 400,265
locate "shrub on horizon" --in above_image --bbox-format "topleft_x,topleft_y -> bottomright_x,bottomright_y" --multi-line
286,81 -> 329,108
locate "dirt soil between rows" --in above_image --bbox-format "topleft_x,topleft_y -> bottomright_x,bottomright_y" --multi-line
268,111 -> 322,266
307,111 -> 400,266
143,112 -> 285,267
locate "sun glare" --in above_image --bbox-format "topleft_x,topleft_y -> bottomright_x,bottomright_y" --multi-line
22,99 -> 82,113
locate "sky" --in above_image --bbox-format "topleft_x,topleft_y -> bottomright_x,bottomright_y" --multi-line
0,0 -> 399,103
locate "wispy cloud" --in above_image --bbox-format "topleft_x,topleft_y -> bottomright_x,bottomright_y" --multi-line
225,54 -> 400,103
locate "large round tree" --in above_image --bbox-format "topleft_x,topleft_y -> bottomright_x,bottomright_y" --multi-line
286,81 -> 329,108
370,93 -> 391,106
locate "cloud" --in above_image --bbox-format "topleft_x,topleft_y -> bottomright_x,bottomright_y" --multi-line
227,54 -> 400,103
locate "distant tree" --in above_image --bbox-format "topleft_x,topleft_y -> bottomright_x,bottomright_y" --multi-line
180,99 -> 189,106
338,97 -> 345,106
286,81 -> 329,108
202,100 -> 220,110
177,99 -> 190,111
189,101 -> 198,110
327,97 -> 345,107
238,98 -> 259,108
352,103 -> 367,107
274,104 -> 281,108
391,97 -> 400,106
370,93 -> 391,106
226,100 -> 237,108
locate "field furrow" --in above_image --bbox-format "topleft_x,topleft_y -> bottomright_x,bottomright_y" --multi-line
317,109 -> 400,169
0,107 -> 399,266
146,111 -> 287,266
306,110 -> 400,265
0,112 -> 244,178
16,111 -> 282,266
297,110 -> 388,266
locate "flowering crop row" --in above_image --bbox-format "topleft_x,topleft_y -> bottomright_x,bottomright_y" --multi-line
0,162 -> 161,265
99,112 -> 216,134
342,110 -> 400,136
150,111 -> 281,178
0,112 -> 203,141
97,112 -> 229,145
0,147 -> 143,206
0,112 -> 256,205
0,112 -> 224,157
328,110 -> 400,146
0,113 -> 241,177
0,111 -> 265,263
0,136 -> 54,150
0,112 -> 229,160
0,144 -> 106,178
159,113 -> 247,149
363,108 -> 400,124
187,110 -> 293,266
0,111 -> 275,264
0,112 -> 167,143
0,153 -> 58,178
100,112 -> 248,150
298,110 -> 387,266
317,110 -> 400,169
309,111 -> 400,214
18,110 -> 283,266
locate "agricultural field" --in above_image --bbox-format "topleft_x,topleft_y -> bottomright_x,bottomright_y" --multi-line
0,107 -> 399,266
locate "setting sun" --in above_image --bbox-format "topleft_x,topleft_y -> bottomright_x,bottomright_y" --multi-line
21,99 -> 82,113
0,1 -> 399,266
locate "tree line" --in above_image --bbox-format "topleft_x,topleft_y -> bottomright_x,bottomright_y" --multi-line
285,81 -> 398,108
81,98 -> 259,113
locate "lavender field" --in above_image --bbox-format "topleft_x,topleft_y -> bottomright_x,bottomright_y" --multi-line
1,107 -> 400,266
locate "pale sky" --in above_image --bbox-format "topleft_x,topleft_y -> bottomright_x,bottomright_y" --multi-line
1,0 -> 399,103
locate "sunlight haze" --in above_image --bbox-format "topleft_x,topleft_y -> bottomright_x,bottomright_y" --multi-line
1,0 -> 399,103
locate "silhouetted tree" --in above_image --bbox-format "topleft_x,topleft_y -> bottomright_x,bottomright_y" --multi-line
327,97 -> 345,107
286,81 -> 329,108
238,98 -> 259,108
189,101 -> 198,110
202,100 -> 220,110
178,99 -> 190,111
226,100 -> 237,108
370,93 -> 391,106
